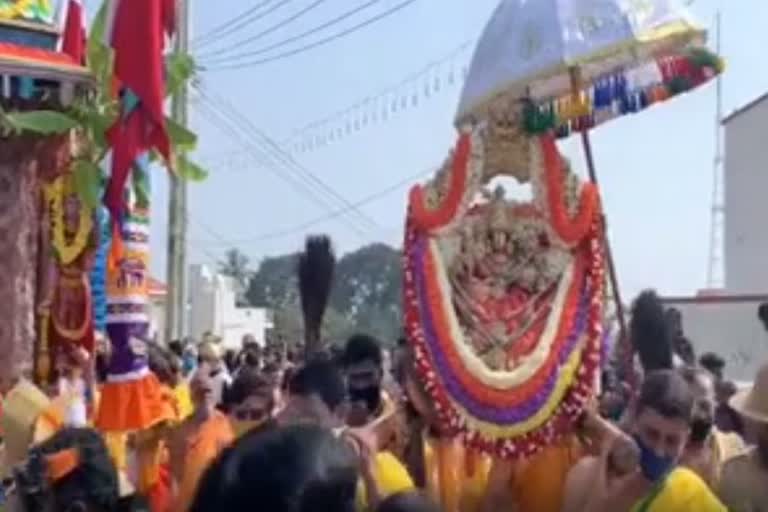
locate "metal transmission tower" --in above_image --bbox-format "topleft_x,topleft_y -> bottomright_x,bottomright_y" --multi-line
706,11 -> 725,289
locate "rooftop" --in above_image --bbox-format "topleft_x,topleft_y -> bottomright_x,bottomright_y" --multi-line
722,91 -> 768,125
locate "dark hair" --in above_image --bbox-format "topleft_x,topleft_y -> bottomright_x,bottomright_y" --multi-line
225,368 -> 273,409
636,369 -> 694,421
288,360 -> 346,412
18,428 -> 120,512
190,425 -> 357,512
341,334 -> 383,369
376,491 -> 441,512
168,340 -> 184,358
698,353 -> 725,379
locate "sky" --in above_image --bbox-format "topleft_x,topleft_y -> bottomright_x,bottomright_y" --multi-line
85,0 -> 768,301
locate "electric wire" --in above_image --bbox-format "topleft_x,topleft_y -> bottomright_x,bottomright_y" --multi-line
202,0 -> 419,71
192,0 -> 295,48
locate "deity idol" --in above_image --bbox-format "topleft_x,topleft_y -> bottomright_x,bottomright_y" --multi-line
38,170 -> 96,385
403,95 -> 605,459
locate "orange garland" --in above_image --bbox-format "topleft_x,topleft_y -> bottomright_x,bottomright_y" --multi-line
540,135 -> 599,245
409,133 -> 471,231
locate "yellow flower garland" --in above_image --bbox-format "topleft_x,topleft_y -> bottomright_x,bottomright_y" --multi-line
0,0 -> 44,19
44,175 -> 93,266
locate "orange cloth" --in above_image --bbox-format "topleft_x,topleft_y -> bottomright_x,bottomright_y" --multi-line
95,373 -> 167,432
174,411 -> 234,512
423,436 -> 491,512
509,436 -> 583,512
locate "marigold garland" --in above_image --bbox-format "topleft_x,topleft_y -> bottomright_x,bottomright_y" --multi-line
540,135 -> 599,245
403,187 -> 605,458
409,132 -> 471,231
45,175 -> 94,266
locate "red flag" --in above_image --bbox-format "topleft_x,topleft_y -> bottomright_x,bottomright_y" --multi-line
60,0 -> 87,65
103,0 -> 176,222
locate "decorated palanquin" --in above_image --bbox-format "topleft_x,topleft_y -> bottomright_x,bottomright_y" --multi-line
0,0 -> 91,381
404,101 -> 604,459
403,0 -> 723,462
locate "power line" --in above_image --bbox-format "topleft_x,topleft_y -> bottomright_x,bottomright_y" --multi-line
200,0 -> 387,65
192,0 -> 295,48
202,0 -> 419,71
192,90 -> 374,240
195,84 -> 381,232
192,165 -> 433,245
198,0 -> 331,60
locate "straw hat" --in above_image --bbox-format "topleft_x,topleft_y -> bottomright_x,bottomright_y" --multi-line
729,362 -> 768,424
0,379 -> 52,475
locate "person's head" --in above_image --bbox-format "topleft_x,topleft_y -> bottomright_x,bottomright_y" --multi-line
9,427 -> 120,512
678,366 -> 716,445
198,342 -> 222,367
630,369 -> 695,480
190,368 -> 216,413
340,334 -> 384,420
698,352 -> 725,381
168,340 -> 184,359
281,360 -> 347,429
191,425 -> 357,512
226,369 -> 276,437
376,491 -> 441,512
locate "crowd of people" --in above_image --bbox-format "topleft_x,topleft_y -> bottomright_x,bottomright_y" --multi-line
0,292 -> 767,511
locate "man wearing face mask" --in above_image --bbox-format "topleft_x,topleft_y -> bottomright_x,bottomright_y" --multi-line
718,361 -> 768,511
678,366 -> 744,488
280,358 -> 414,511
340,335 -> 404,456
225,369 -> 276,438
562,369 -> 726,512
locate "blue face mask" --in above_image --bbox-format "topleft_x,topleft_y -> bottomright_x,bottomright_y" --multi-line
634,435 -> 675,482
182,354 -> 197,375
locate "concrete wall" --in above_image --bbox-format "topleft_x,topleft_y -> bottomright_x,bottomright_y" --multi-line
187,264 -> 273,350
723,98 -> 768,293
662,295 -> 768,383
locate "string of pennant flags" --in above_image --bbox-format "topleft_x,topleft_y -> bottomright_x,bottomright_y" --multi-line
279,40 -> 473,155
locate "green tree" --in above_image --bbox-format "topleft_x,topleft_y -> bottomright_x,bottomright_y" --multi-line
218,248 -> 253,305
247,243 -> 403,346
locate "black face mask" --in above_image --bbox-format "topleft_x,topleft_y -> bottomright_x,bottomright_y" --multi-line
690,416 -> 714,444
348,385 -> 381,414
690,398 -> 715,444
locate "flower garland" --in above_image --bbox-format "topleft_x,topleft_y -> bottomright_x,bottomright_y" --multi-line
44,175 -> 94,266
403,205 -> 605,458
538,135 -> 599,246
523,47 -> 725,137
0,0 -> 52,22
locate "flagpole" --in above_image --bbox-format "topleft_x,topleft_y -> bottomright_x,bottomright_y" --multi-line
165,0 -> 190,344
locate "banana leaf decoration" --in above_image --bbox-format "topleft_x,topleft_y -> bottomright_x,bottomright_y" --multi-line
297,235 -> 336,356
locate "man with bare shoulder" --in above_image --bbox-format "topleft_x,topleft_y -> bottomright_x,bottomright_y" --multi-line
561,370 -> 726,512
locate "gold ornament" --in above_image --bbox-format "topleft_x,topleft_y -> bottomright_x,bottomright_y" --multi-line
44,174 -> 93,266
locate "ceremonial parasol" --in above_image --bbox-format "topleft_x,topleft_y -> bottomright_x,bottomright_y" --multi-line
457,0 -> 723,355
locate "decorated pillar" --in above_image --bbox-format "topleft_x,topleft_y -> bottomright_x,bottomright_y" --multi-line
95,161 -> 164,433
0,2 -> 91,381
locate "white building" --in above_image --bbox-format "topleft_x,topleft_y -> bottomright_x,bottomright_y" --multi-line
723,93 -> 768,294
187,264 -> 273,350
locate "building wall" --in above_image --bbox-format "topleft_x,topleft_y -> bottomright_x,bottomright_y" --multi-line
724,98 -> 768,293
187,264 -> 273,350
662,296 -> 768,384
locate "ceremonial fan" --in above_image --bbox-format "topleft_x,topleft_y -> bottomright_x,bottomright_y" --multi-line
403,0 -> 722,463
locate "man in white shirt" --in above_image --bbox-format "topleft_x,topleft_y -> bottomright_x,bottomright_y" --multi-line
198,341 -> 232,407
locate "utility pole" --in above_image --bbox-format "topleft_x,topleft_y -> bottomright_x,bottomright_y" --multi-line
706,10 -> 724,289
165,0 -> 190,343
